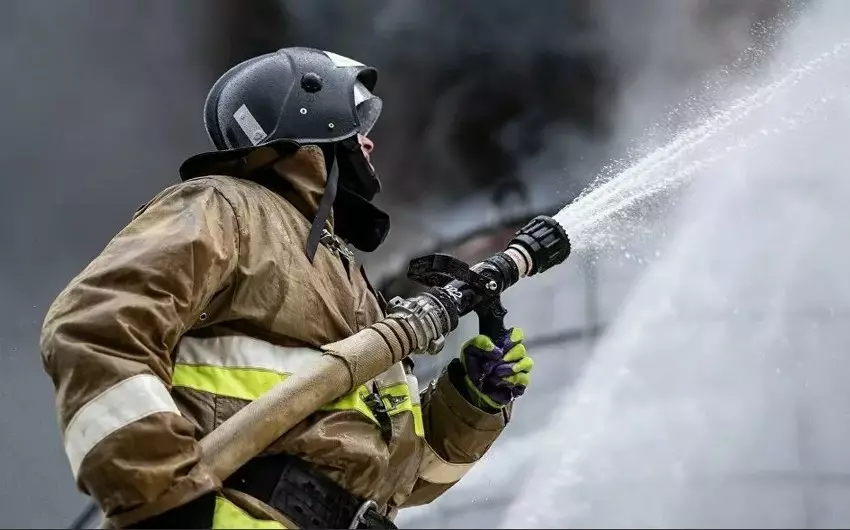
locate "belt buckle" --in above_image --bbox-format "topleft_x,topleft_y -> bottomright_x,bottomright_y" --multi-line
349,499 -> 378,529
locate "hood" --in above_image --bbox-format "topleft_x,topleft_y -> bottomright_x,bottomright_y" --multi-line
180,142 -> 334,230
267,145 -> 334,229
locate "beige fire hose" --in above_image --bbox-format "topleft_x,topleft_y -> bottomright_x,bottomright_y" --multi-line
108,296 -> 449,528
198,308 -> 437,480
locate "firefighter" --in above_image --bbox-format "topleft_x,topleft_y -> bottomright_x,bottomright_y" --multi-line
40,47 -> 534,529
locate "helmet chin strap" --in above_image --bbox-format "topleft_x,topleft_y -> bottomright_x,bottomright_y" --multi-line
305,146 -> 340,263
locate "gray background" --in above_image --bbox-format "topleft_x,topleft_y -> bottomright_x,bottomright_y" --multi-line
3,1 -> 845,528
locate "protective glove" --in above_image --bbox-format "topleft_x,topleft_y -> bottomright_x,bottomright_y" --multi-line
460,327 -> 532,410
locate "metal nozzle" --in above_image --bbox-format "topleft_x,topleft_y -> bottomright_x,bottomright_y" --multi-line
400,214 -> 571,348
508,215 -> 571,276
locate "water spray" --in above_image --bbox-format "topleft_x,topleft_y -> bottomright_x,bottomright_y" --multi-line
109,215 -> 572,527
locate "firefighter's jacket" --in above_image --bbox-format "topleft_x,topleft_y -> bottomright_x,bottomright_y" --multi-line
40,145 -> 511,527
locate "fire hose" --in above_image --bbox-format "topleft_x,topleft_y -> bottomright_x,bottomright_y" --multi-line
108,215 -> 571,528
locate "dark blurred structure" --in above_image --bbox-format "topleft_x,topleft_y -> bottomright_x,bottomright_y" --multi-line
0,1 -> 791,527
209,0 -> 619,205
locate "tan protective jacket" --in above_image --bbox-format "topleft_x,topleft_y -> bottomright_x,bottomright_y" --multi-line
40,146 -> 510,528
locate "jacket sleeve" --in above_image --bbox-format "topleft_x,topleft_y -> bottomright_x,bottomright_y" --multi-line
40,180 -> 240,521
401,359 -> 512,507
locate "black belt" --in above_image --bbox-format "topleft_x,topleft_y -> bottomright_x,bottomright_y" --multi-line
224,454 -> 397,529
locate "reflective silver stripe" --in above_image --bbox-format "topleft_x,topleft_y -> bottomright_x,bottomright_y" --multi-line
175,336 -> 322,374
373,363 -> 407,390
419,442 -> 474,485
353,81 -> 373,106
233,104 -> 267,146
63,374 -> 180,479
322,50 -> 365,68
406,374 -> 421,406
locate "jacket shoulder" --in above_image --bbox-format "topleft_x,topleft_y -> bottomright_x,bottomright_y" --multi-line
130,176 -> 236,216
173,175 -> 307,250
174,174 -> 261,207
180,175 -> 290,211
133,175 -> 279,218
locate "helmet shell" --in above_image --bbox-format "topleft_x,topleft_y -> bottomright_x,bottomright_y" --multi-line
203,47 -> 380,151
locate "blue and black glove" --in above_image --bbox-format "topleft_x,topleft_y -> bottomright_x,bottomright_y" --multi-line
459,327 -> 532,410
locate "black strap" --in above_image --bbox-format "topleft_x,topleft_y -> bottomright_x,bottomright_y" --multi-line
306,151 -> 340,263
239,146 -> 341,264
225,454 -> 396,529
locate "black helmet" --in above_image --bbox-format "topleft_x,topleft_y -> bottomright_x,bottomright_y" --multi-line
180,47 -> 389,259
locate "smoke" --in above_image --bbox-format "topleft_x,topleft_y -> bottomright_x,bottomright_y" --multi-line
502,0 -> 850,526
277,0 -> 791,274
277,1 -> 788,209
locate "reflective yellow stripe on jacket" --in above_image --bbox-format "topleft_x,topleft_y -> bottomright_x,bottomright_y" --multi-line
212,496 -> 287,529
373,365 -> 425,437
374,375 -> 425,438
172,336 -> 317,401
171,335 -> 422,434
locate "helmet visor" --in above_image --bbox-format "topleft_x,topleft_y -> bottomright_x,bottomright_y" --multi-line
353,80 -> 383,135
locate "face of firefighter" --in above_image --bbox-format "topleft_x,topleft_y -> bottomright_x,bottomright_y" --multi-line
358,134 -> 375,169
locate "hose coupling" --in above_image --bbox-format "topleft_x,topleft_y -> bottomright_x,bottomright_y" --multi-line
386,293 -> 451,355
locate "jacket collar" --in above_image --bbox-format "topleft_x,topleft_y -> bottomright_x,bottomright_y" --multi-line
207,144 -> 335,231
181,142 -> 390,254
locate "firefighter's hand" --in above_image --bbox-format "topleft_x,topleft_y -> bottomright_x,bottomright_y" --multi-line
460,327 -> 532,410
